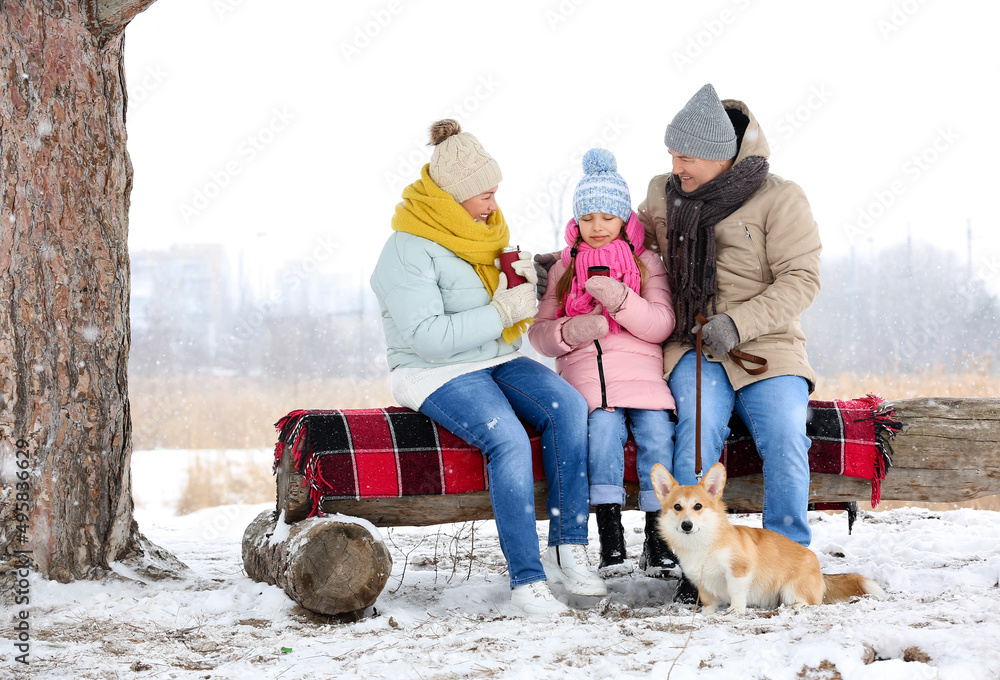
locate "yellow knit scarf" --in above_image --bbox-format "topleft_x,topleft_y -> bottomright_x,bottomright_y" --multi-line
391,164 -> 530,344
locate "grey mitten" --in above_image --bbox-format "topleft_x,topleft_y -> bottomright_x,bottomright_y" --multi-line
692,313 -> 740,355
585,276 -> 629,314
561,310 -> 609,347
533,251 -> 558,298
490,274 -> 537,328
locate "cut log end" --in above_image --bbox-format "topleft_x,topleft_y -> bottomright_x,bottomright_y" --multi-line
242,510 -> 392,617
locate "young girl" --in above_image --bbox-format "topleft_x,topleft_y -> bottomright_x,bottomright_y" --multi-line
528,148 -> 678,578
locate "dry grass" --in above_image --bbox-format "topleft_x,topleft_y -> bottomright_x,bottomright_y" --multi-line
130,374 -> 393,450
812,363 -> 997,401
175,454 -> 276,515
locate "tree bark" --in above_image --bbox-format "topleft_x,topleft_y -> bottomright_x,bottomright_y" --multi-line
1,0 -> 158,581
242,509 -> 393,617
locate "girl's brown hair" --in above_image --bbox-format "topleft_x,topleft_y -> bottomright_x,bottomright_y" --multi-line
554,229 -> 648,312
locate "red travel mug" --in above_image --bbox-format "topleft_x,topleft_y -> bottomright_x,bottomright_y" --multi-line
499,246 -> 527,286
587,265 -> 610,279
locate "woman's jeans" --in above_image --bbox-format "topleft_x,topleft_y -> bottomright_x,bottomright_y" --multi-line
419,357 -> 591,588
668,350 -> 813,546
587,407 -> 675,513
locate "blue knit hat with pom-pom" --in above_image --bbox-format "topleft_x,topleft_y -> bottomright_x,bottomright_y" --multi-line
572,148 -> 632,223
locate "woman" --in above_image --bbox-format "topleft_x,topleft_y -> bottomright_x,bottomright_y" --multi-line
370,119 -> 605,617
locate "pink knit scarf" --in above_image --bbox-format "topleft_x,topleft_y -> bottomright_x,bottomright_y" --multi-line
561,211 -> 644,333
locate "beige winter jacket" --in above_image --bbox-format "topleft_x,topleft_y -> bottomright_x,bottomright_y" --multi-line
637,98 -> 821,392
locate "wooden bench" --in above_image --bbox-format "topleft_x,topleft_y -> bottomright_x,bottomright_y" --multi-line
243,396 -> 1000,618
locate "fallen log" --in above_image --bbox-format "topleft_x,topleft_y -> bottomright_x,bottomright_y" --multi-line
241,509 -> 392,616
274,397 -> 1000,526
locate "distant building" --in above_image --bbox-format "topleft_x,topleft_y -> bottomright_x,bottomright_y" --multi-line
266,260 -> 373,318
130,244 -> 231,367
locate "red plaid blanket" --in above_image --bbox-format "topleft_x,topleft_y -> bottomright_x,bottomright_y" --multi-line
274,395 -> 900,517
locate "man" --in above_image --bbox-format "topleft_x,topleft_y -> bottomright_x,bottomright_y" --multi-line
636,84 -> 821,600
536,83 -> 822,602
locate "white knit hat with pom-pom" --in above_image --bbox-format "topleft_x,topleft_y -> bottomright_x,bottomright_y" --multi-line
427,119 -> 502,203
572,148 -> 632,223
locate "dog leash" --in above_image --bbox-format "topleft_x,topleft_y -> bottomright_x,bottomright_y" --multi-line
695,322 -> 704,480
693,314 -> 769,480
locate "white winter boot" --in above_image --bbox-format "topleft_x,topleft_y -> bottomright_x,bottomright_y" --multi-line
541,544 -> 607,597
511,580 -> 570,617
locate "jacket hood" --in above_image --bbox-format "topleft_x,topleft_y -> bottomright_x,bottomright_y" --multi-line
722,98 -> 770,163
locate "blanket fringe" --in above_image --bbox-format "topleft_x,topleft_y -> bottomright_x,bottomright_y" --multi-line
854,393 -> 903,507
273,410 -> 336,517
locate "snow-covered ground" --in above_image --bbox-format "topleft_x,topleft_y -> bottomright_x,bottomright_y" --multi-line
7,449 -> 1000,679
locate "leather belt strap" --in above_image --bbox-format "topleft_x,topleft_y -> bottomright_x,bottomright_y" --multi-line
694,313 -> 769,376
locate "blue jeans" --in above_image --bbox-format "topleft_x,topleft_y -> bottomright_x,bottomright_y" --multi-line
588,407 -> 675,512
668,350 -> 813,546
419,357 -> 591,588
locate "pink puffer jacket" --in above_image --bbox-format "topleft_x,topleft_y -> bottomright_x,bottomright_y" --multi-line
528,248 -> 676,413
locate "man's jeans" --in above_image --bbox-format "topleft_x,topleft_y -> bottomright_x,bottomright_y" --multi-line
587,407 -> 675,513
668,350 -> 812,546
420,357 -> 591,587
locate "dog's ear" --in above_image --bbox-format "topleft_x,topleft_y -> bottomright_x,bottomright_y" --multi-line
650,463 -> 676,500
701,462 -> 727,499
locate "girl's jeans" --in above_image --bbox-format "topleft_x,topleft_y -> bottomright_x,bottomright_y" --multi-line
587,407 -> 675,513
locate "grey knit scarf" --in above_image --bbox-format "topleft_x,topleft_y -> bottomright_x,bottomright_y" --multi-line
665,155 -> 769,341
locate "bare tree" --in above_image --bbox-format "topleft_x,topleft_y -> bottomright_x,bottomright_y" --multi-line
1,0 -> 167,582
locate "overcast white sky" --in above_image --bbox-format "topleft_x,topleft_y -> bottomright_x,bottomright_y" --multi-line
123,0 -> 1000,292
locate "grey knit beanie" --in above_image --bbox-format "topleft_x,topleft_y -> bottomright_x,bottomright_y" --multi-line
664,84 -> 737,161
427,119 -> 502,203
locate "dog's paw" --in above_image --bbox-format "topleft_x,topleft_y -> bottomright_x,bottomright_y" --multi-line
723,605 -> 747,615
702,604 -> 719,615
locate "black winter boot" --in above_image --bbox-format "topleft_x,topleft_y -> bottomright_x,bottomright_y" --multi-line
673,574 -> 700,605
638,511 -> 680,579
595,504 -> 634,577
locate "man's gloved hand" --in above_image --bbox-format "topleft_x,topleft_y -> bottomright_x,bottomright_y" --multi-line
585,276 -> 629,314
532,252 -> 558,298
561,308 -> 609,347
490,273 -> 537,328
692,313 -> 740,356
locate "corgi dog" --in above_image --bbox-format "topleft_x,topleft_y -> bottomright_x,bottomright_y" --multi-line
651,462 -> 886,615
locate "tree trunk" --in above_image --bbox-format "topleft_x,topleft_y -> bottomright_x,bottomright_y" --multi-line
242,509 -> 393,617
1,0 -> 158,582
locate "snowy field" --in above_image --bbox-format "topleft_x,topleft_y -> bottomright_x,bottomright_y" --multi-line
7,449 -> 1000,679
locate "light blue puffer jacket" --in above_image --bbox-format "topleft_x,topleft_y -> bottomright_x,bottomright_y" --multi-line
370,232 -> 519,372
